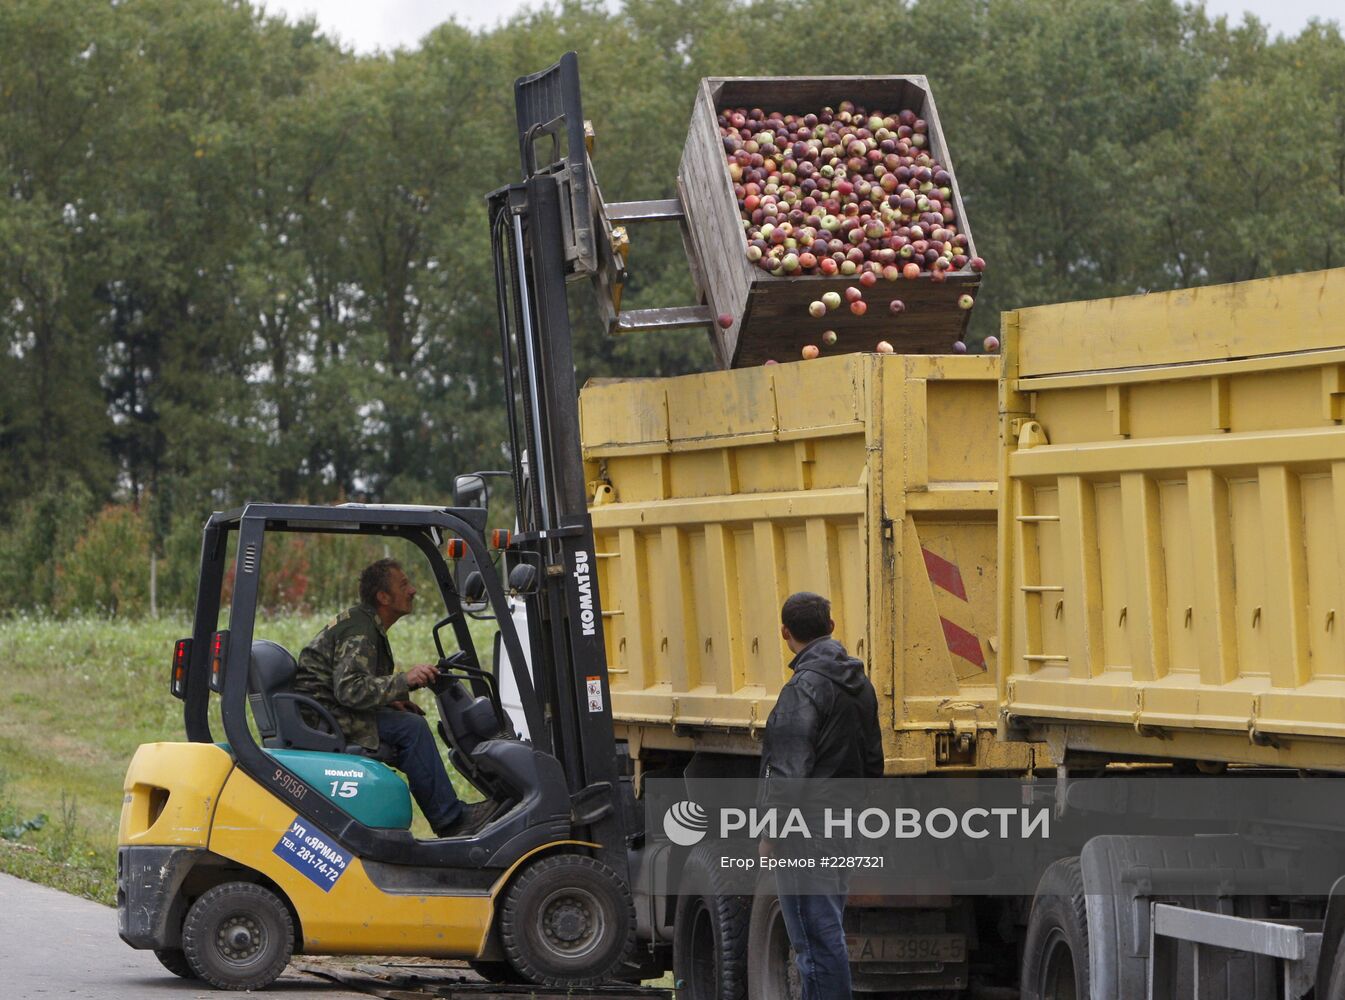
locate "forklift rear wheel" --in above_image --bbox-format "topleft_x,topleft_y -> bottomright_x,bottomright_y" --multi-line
182,882 -> 295,991
500,853 -> 634,986
1020,858 -> 1091,1000
153,947 -> 195,979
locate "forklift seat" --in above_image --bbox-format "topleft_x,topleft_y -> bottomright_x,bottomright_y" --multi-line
248,639 -> 391,762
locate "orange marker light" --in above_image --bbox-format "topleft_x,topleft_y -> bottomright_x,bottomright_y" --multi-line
491,529 -> 512,550
445,538 -> 466,559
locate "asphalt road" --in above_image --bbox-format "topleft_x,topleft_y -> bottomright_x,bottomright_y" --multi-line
0,873 -> 369,999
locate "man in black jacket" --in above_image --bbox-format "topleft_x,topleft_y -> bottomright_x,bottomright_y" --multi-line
760,592 -> 883,1000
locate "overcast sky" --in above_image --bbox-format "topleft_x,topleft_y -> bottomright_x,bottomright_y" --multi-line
257,0 -> 1341,51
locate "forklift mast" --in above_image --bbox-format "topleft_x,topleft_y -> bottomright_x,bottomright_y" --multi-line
487,54 -> 628,861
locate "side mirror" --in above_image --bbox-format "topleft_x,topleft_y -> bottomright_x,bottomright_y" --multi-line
508,562 -> 539,596
457,563 -> 490,616
454,474 -> 488,510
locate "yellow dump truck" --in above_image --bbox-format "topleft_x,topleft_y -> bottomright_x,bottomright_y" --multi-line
586,268 -> 1345,999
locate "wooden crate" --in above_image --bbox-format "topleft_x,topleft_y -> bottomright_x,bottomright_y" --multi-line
679,76 -> 980,368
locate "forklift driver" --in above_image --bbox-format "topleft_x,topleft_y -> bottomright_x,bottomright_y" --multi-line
293,558 -> 494,838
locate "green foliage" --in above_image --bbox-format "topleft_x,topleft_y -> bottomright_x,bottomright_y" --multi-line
53,505 -> 153,617
0,0 -> 1341,584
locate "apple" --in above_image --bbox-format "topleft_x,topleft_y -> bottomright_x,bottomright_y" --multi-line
717,313 -> 733,329
889,299 -> 905,315
859,270 -> 878,288
952,340 -> 968,354
809,300 -> 827,318
822,329 -> 838,346
802,344 -> 821,359
875,340 -> 894,353
850,300 -> 868,316
902,262 -> 921,280
957,294 -> 974,310
844,286 -> 864,302
983,336 -> 1000,352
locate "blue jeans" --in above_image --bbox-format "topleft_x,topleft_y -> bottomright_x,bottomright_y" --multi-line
375,709 -> 462,831
776,867 -> 852,1000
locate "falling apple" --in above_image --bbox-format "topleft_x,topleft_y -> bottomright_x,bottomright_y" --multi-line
717,313 -> 734,329
822,329 -> 838,346
889,299 -> 906,315
875,340 -> 895,353
809,300 -> 827,318
822,291 -> 842,311
952,340 -> 968,354
802,344 -> 821,360
958,294 -> 974,310
983,336 -> 1000,352
850,300 -> 867,316
844,286 -> 863,303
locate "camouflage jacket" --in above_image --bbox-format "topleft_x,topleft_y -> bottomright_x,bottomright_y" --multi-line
294,604 -> 411,750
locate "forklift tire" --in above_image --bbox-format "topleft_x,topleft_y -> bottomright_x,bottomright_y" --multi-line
153,947 -> 195,979
181,882 -> 294,991
500,853 -> 634,986
1020,858 -> 1091,1000
672,845 -> 749,1000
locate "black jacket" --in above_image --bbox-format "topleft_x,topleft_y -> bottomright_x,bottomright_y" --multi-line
759,637 -> 884,806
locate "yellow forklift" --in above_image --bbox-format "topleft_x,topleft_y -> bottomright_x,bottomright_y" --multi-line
117,55 -> 650,991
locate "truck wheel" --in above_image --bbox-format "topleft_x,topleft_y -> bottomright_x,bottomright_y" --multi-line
181,882 -> 294,991
153,947 -> 195,979
500,853 -> 634,986
672,845 -> 749,1000
746,890 -> 802,1000
1021,858 -> 1090,1000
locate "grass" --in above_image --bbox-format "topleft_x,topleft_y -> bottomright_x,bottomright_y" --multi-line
0,610 -> 493,905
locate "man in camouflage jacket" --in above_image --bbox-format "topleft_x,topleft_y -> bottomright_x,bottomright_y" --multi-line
295,558 -> 491,837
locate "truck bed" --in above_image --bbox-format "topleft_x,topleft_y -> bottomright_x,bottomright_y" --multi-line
999,268 -> 1345,769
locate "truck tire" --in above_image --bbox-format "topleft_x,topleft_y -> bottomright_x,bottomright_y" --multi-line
500,853 -> 634,986
746,889 -> 802,1000
153,947 -> 195,979
672,845 -> 749,1000
181,882 -> 294,991
1021,857 -> 1090,1000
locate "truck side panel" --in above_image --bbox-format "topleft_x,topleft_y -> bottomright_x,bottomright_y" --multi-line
1000,268 -> 1345,768
582,353 -> 1032,773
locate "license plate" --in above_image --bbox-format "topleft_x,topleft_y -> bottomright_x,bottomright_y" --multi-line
847,933 -> 966,963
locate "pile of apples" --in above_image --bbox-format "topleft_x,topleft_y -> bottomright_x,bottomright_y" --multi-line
721,100 -> 985,281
